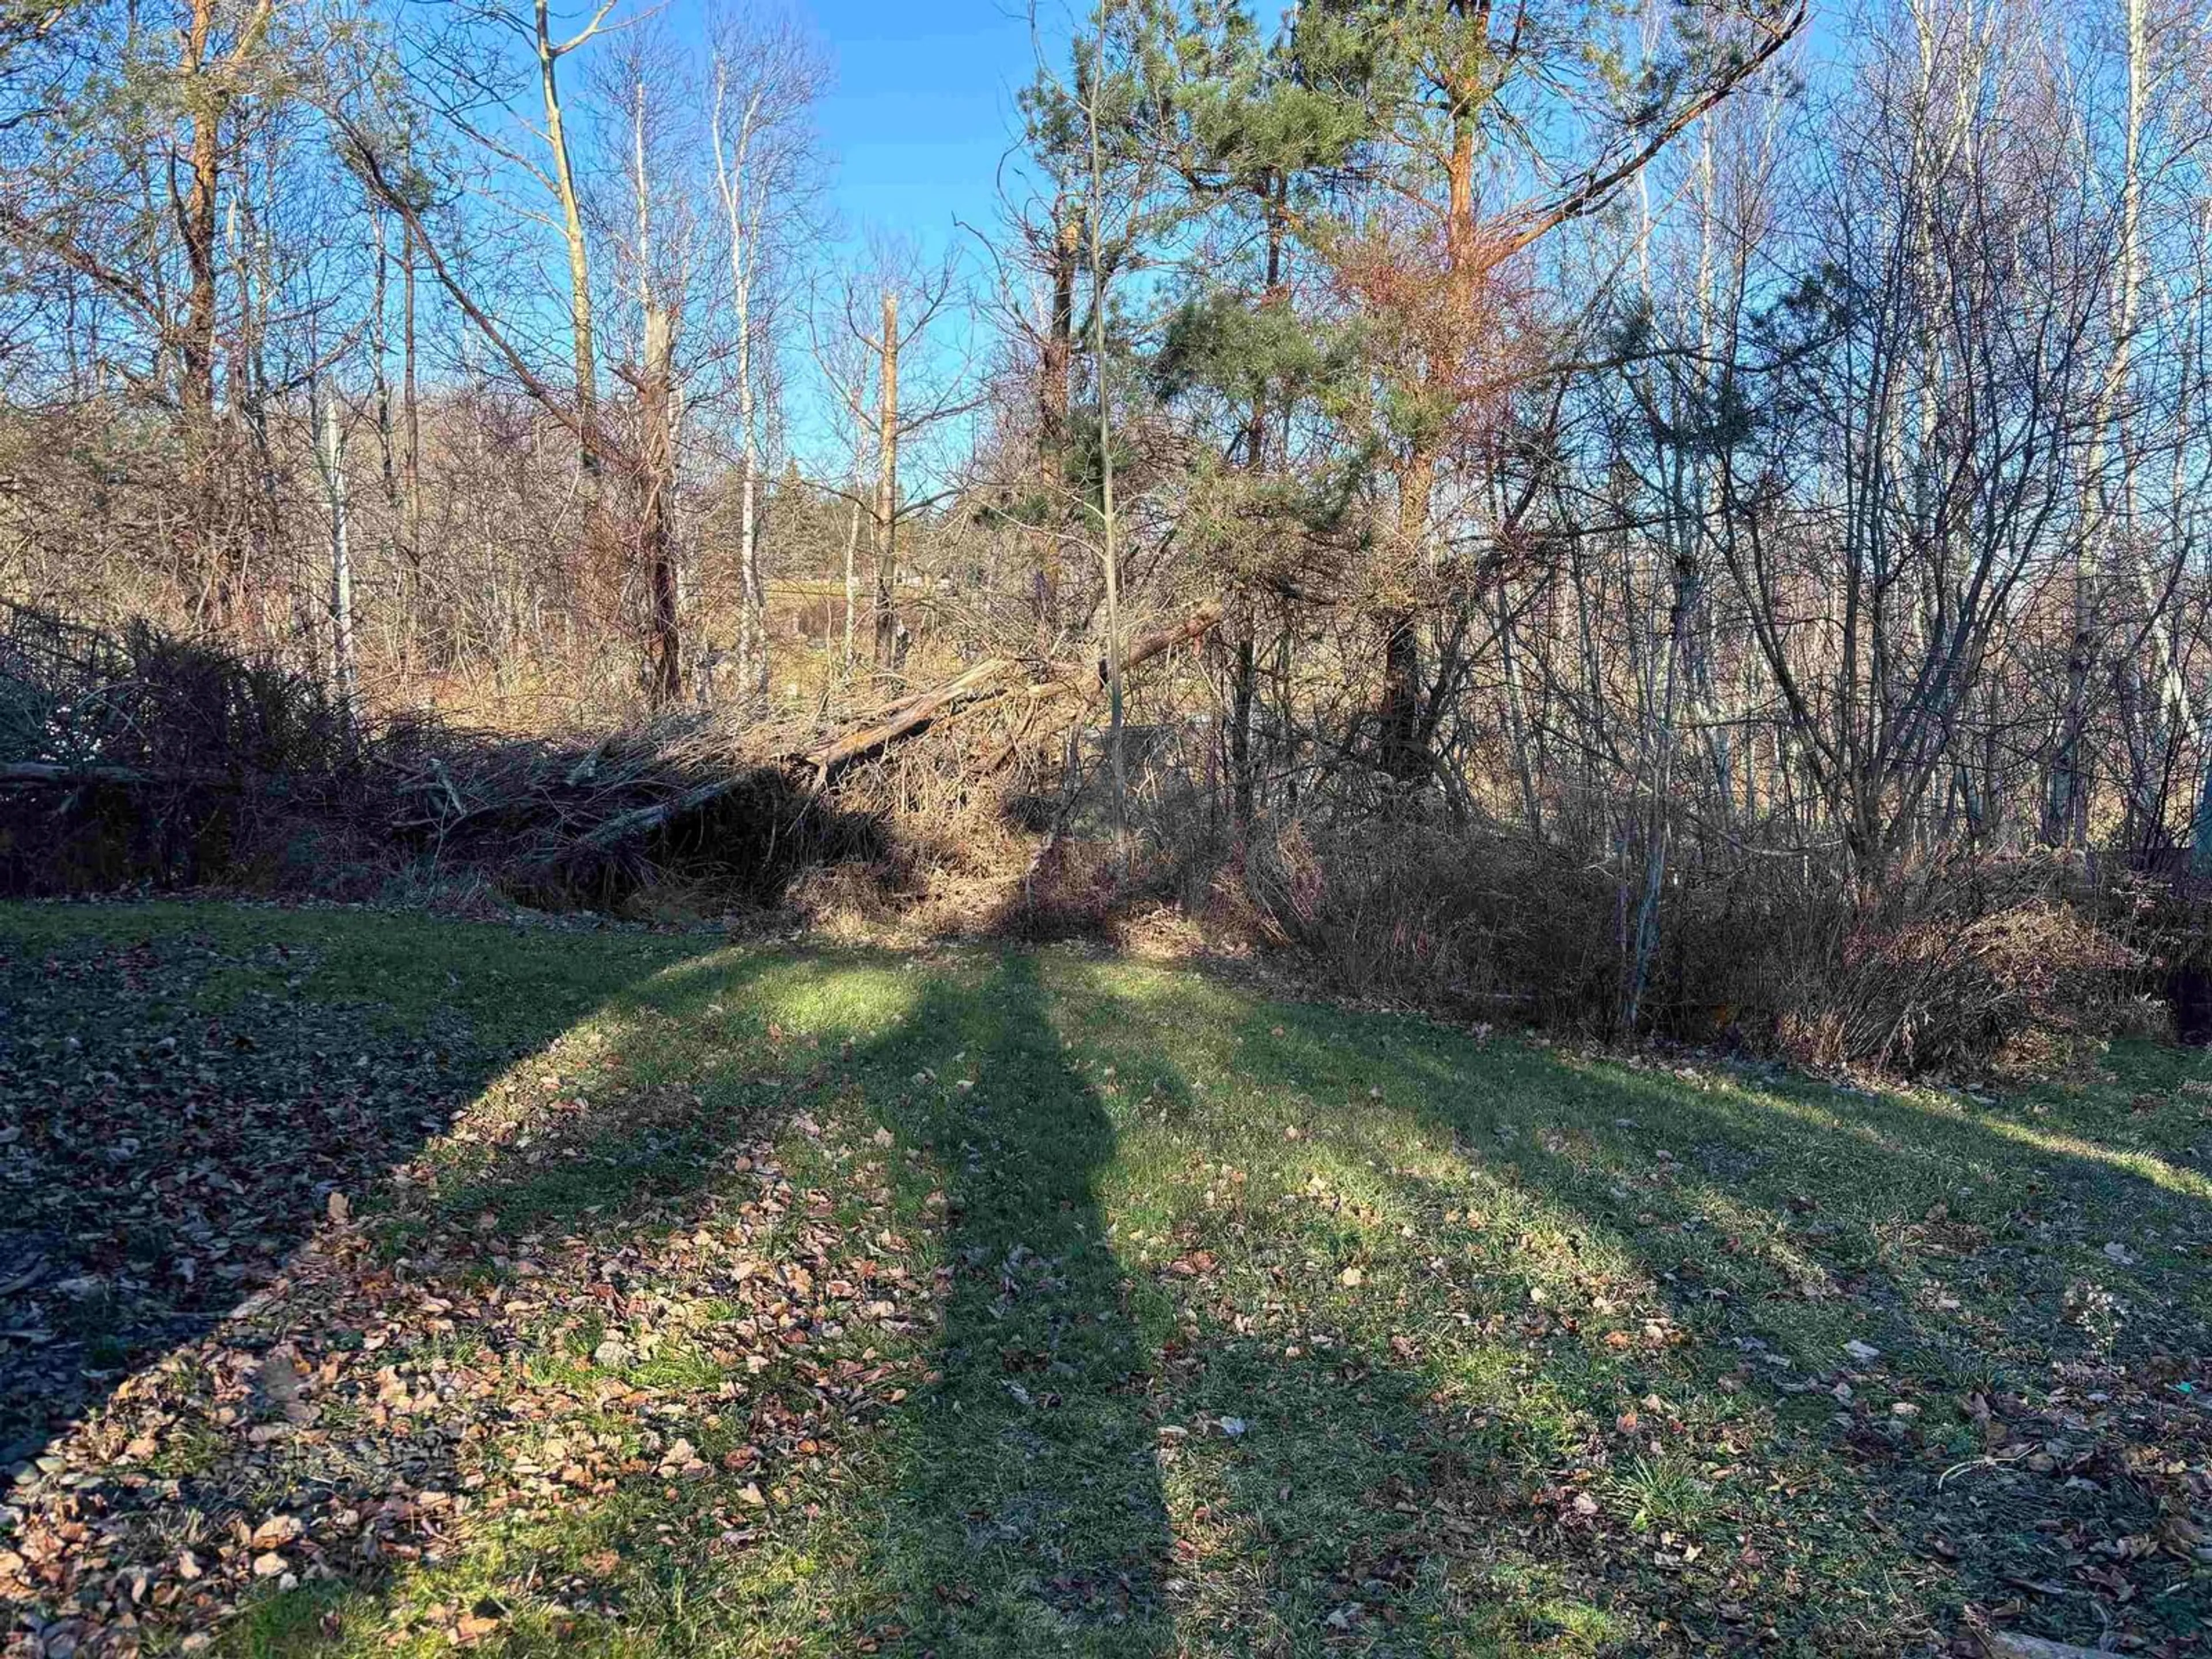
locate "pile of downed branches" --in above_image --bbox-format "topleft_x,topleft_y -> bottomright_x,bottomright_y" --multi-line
0,604 -> 850,903
0,599 -> 1225,907
380,715 -> 880,906
789,601 -> 1224,783
0,601 -> 359,797
0,604 -> 368,891
373,599 -> 1232,899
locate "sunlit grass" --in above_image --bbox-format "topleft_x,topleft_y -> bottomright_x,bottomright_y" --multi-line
5,903 -> 2207,1656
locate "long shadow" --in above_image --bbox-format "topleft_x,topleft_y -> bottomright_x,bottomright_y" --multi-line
6,930 -> 1171,1657
230,945 -> 1168,1656
0,912 -> 730,1475
1023,969 -> 1676,1651
998,959 -> 1779,1652
840,955 -> 1173,1654
1169,976 -> 2212,1653
309,947 -> 1175,1655
0,902 -> 743,1659
16,920 -> 2206,1655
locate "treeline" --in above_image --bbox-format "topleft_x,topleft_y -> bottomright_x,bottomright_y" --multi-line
5,0 -> 2212,1061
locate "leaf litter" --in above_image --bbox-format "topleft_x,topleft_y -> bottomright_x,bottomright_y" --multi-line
0,926 -> 922,1657
2,912 -> 2210,1657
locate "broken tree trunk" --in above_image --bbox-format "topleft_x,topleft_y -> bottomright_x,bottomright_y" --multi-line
791,600 -> 1224,786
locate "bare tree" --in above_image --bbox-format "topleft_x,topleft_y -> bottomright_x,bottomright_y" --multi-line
593,25 -> 699,704
312,378 -> 359,721
709,5 -> 825,702
810,239 -> 972,674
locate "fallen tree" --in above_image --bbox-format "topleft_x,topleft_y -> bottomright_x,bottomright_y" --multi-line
0,597 -> 1226,905
0,762 -> 241,789
789,600 -> 1226,785
547,601 -> 1229,859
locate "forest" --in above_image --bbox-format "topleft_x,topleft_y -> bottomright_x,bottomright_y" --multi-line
4,0 -> 2211,1065
4,2 -> 2212,1656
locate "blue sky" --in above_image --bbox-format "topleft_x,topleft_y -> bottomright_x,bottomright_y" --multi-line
747,0 -> 1068,468
800,0 -> 1843,255
809,0 -> 1054,256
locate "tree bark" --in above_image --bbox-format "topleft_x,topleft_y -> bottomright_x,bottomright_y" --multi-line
1229,624 -> 1256,840
1087,12 -> 1126,866
712,63 -> 770,700
177,0 -> 225,623
2049,0 -> 2147,849
401,223 -> 425,661
537,0 -> 600,476
872,287 -> 902,668
639,306 -> 681,705
1376,447 -> 1433,785
1034,197 -> 1078,647
316,387 -> 359,725
842,494 -> 861,670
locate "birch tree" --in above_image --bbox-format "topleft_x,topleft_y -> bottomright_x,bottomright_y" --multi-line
709,7 -> 825,702
313,380 -> 359,723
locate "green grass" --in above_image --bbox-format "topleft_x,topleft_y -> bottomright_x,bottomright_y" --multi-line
2,900 -> 2207,1657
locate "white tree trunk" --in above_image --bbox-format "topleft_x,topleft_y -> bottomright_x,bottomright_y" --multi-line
2052,0 -> 2147,844
842,494 -> 860,672
713,65 -> 770,702
317,387 -> 358,726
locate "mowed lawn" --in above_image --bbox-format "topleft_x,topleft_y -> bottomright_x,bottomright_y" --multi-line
2,905 -> 2209,1657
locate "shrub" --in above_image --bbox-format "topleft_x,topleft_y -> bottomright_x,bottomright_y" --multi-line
0,604 -> 882,912
1778,863 -> 2141,1074
1230,819 -> 2145,1077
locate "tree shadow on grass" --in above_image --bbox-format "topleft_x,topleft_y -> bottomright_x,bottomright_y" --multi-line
513,949 -> 1676,1655
0,911 -> 747,1650
1030,965 -> 1800,1654
208,946 -> 1968,1656
6,933 -> 1176,1658
304,945 -> 2207,1656
1100,967 -> 2211,1655
184,945 -> 1177,1659
0,910 -> 719,1478
15,923 -> 2208,1658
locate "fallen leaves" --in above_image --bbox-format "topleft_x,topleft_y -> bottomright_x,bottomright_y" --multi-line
0,934 -> 476,1473
9,923 -> 2211,1659
246,1514 -> 302,1551
0,934 -> 934,1658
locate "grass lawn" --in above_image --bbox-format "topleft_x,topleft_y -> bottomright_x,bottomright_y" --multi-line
2,902 -> 2208,1657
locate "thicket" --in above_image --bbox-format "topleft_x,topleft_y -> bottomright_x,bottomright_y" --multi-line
7,0 -> 2212,1080
5,601 -> 2201,1080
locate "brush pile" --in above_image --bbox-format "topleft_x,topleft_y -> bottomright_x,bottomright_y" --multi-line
0,605 -> 877,908
378,715 -> 880,907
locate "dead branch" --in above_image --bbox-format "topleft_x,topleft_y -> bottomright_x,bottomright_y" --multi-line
0,761 -> 240,789
791,600 -> 1224,783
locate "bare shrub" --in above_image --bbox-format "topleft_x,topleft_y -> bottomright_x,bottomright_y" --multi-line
1779,862 -> 2142,1075
1236,819 -> 1621,1025
1230,818 -> 2145,1077
0,605 -> 883,912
